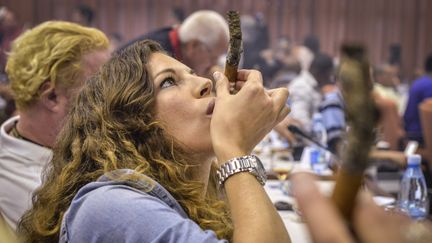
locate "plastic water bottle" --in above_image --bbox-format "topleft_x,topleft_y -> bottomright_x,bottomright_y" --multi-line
310,113 -> 328,174
398,154 -> 429,220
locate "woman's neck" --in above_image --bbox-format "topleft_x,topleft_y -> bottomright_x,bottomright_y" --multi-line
189,154 -> 215,197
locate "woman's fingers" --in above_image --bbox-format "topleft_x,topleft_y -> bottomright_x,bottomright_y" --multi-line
235,80 -> 246,90
217,69 -> 262,94
278,106 -> 291,123
215,72 -> 291,132
292,173 -> 354,243
213,71 -> 230,97
236,69 -> 263,85
267,87 -> 290,123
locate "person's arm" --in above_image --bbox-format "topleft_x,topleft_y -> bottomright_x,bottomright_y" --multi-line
273,116 -> 302,145
292,173 -> 432,243
211,70 -> 291,243
288,83 -> 312,129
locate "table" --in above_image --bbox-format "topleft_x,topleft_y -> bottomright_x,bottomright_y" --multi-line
265,180 -> 311,243
265,179 -> 335,243
265,175 -> 396,243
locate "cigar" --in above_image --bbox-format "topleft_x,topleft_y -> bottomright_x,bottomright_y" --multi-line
331,45 -> 379,221
224,11 -> 242,94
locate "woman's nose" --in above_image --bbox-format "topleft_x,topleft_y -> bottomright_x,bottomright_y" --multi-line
195,78 -> 213,98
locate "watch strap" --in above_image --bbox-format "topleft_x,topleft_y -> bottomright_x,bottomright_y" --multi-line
216,155 -> 266,186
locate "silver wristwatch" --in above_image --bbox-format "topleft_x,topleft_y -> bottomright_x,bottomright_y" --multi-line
216,155 -> 267,186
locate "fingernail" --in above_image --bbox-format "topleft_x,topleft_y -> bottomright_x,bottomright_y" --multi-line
213,71 -> 221,80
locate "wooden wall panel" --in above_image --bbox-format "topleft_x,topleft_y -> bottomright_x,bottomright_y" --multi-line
416,0 -> 432,71
0,0 -> 431,80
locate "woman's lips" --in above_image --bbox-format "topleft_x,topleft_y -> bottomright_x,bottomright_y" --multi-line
206,99 -> 215,115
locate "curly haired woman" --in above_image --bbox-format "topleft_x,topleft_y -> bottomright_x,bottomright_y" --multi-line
18,40 -> 291,243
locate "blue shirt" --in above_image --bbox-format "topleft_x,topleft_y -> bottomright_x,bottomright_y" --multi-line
318,90 -> 345,153
403,75 -> 432,142
319,90 -> 345,141
59,170 -> 227,243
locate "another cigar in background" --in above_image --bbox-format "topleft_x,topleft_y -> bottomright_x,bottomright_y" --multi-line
224,10 -> 242,94
331,44 -> 379,221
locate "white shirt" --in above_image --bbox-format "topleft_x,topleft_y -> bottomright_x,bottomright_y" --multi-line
0,116 -> 52,230
373,83 -> 407,115
288,70 -> 322,131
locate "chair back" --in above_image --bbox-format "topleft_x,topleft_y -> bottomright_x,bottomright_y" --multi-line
419,98 -> 432,162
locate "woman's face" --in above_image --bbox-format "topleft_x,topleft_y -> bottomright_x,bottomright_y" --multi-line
149,53 -> 216,158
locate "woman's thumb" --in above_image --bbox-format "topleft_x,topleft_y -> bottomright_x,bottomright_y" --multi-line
213,71 -> 230,96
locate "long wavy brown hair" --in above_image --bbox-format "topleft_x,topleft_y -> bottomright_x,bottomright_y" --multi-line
18,40 -> 233,242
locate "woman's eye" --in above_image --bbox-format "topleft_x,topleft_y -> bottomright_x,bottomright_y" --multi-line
160,77 -> 176,89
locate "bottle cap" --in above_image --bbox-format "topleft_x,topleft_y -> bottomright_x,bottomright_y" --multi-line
312,113 -> 323,122
407,154 -> 421,165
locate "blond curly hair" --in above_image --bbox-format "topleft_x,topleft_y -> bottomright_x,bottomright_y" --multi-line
6,21 -> 109,110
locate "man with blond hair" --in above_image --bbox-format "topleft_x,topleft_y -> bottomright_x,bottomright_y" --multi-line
122,10 -> 229,77
0,21 -> 110,230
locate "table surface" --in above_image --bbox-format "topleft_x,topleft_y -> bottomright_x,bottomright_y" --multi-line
265,180 -> 311,243
264,163 -> 396,243
265,179 -> 336,243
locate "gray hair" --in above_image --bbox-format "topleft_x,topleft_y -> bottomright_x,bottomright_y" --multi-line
178,10 -> 229,47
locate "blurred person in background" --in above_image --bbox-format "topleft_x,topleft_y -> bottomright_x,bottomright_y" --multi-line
303,35 -> 320,56
241,14 -> 281,87
271,37 -> 301,89
317,72 -> 345,155
292,45 -> 314,73
108,32 -> 123,53
0,83 -> 15,124
167,6 -> 186,27
0,21 -> 110,231
404,53 -> 432,146
0,6 -> 22,77
288,53 -> 334,131
371,64 -> 406,150
71,4 -> 95,27
373,63 -> 406,114
121,10 -> 228,78
0,7 -> 23,123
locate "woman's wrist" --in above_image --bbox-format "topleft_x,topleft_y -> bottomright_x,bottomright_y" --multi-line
214,147 -> 248,166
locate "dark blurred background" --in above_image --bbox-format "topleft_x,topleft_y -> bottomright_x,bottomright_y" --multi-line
1,0 -> 431,82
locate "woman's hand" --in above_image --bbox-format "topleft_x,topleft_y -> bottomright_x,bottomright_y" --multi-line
210,70 -> 290,164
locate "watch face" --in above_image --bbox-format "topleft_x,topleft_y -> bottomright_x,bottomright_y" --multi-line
251,156 -> 267,183
252,156 -> 264,171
